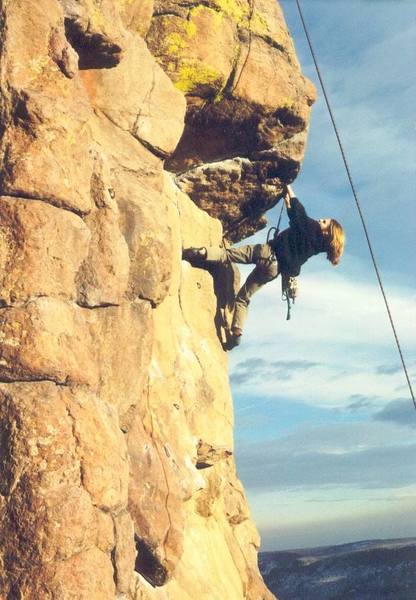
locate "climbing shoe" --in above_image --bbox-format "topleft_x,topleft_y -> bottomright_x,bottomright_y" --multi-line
182,247 -> 207,264
232,327 -> 242,346
225,328 -> 242,350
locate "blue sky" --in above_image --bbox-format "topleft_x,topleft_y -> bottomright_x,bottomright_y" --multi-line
231,0 -> 416,550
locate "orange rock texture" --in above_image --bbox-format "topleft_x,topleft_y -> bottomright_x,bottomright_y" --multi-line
148,0 -> 316,240
0,1 -> 313,598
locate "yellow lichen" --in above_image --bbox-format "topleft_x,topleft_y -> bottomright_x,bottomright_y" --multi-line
185,20 -> 197,39
162,15 -> 199,57
175,59 -> 221,94
86,0 -> 107,31
157,4 -> 243,95
28,56 -> 50,77
214,91 -> 224,104
166,31 -> 188,56
251,10 -> 270,37
190,4 -> 224,29
213,10 -> 226,30
14,55 -> 54,88
213,0 -> 250,23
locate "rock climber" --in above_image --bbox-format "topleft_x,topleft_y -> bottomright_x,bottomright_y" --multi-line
183,185 -> 345,347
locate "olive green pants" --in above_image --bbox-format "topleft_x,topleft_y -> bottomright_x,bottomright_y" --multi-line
205,243 -> 279,331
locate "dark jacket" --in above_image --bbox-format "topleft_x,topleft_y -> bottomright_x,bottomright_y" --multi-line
270,197 -> 326,276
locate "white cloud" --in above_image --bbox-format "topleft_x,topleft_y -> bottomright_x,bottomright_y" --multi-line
257,420 -> 413,455
230,265 -> 416,408
258,493 -> 416,550
236,420 -> 416,492
238,424 -> 416,549
237,1 -> 416,550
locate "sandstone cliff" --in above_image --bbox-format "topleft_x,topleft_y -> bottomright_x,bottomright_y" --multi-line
0,1 -> 314,598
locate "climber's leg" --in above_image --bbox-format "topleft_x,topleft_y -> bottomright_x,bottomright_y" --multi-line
182,245 -> 228,264
183,243 -> 278,346
184,243 -> 265,265
232,246 -> 279,332
206,243 -> 272,264
221,244 -> 257,265
205,244 -> 264,263
204,246 -> 228,262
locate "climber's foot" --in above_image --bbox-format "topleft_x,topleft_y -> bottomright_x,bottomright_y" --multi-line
182,247 -> 207,264
225,327 -> 242,350
232,327 -> 242,346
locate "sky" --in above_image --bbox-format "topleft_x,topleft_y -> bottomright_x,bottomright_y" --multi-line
231,0 -> 416,551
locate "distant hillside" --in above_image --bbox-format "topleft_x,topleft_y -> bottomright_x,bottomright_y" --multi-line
259,538 -> 416,600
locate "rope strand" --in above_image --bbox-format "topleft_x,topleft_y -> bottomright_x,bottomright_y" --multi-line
295,0 -> 415,409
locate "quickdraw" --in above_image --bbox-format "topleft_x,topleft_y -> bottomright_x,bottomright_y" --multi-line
281,275 -> 298,321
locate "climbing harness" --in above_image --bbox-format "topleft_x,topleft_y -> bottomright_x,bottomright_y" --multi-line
295,0 -> 415,409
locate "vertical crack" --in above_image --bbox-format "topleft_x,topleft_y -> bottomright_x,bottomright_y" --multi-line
231,0 -> 256,93
133,376 -> 170,586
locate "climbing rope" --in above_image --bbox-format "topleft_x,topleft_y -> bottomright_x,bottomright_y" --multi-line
295,0 -> 416,409
266,199 -> 285,244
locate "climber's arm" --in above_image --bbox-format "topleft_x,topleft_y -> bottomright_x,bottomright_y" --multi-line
284,186 -> 293,209
284,187 -> 312,231
286,184 -> 295,199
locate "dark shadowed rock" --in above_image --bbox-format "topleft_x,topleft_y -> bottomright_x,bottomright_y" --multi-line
147,0 -> 315,241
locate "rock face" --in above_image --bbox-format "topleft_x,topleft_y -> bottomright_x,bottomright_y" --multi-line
0,1 -> 312,598
147,0 -> 315,241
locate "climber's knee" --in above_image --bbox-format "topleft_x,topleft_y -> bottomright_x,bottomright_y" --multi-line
205,246 -> 228,263
263,261 -> 279,282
